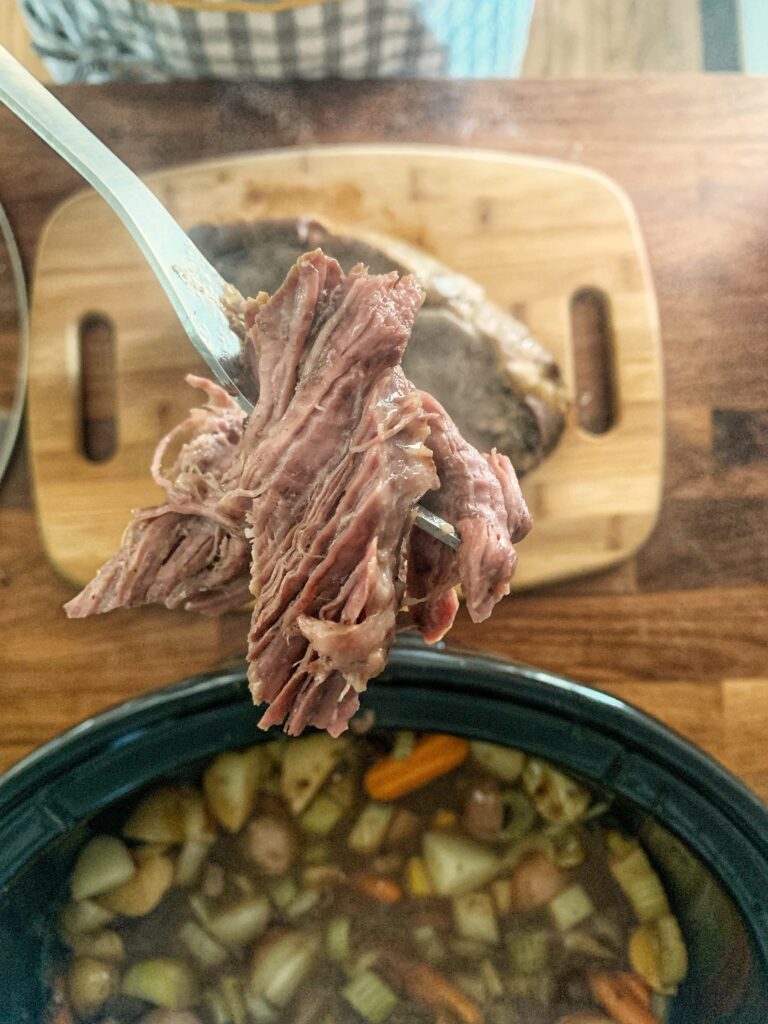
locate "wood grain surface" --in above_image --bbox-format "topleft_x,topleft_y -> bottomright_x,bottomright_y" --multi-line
0,78 -> 766,801
27,146 -> 662,590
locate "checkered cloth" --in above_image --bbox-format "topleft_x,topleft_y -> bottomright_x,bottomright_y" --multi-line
19,0 -> 534,84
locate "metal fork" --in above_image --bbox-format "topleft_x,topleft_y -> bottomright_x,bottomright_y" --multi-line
0,47 -> 459,550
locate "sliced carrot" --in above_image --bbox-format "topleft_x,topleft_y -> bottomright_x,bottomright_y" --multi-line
350,873 -> 403,904
397,960 -> 482,1024
364,734 -> 470,802
588,972 -> 660,1024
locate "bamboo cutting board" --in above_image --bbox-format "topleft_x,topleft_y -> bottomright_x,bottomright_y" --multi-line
28,145 -> 663,590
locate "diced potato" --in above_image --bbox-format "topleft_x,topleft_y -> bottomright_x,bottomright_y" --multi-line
405,856 -> 432,898
99,851 -> 174,916
179,920 -> 228,968
548,884 -> 594,931
68,957 -> 117,1014
204,748 -> 263,832
249,931 -> 320,1008
325,771 -> 359,812
207,895 -> 271,948
175,840 -> 211,888
629,915 -> 688,992
452,891 -> 500,944
122,958 -> 198,1009
422,832 -> 501,897
59,899 -> 115,939
348,803 -> 394,854
471,742 -> 525,782
72,929 -> 124,962
281,734 -> 347,814
70,835 -> 136,900
124,787 -> 215,844
523,759 -> 591,825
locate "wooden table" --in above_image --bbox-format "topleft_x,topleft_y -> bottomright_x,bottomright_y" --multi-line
1,78 -> 766,797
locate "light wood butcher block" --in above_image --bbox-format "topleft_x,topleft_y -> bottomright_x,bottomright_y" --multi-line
28,145 -> 663,590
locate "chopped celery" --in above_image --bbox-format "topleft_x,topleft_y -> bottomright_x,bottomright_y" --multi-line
550,828 -> 586,869
231,872 -> 255,896
175,840 -> 210,888
205,987 -> 231,1024
471,741 -> 525,782
405,856 -> 432,897
522,759 -> 591,825
267,875 -> 298,910
452,891 -> 500,944
548,884 -> 594,931
413,923 -> 447,964
480,959 -> 504,998
326,916 -> 351,961
303,839 -> 332,865
220,976 -> 247,1024
507,929 -> 550,974
286,889 -> 320,919
563,929 -> 616,959
342,969 -> 398,1023
300,794 -> 344,836
179,920 -> 228,967
422,832 -> 500,896
245,992 -> 278,1023
507,972 -> 554,1006
391,731 -> 416,760
450,937 -> 491,959
348,803 -> 394,854
500,791 -> 537,844
347,950 -> 381,979
189,893 -> 210,926
455,974 -> 486,1003
609,843 -> 670,923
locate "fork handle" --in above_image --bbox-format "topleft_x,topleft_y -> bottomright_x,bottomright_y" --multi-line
0,45 -> 179,268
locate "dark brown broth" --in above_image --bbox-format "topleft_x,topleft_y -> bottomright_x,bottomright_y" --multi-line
50,732 -> 683,1024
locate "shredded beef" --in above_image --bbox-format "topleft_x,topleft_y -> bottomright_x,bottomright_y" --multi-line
65,250 -> 531,734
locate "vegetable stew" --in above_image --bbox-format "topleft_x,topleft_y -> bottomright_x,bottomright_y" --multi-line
48,732 -> 688,1024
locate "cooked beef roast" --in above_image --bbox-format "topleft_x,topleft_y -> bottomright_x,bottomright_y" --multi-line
189,217 -> 568,474
65,250 -> 531,736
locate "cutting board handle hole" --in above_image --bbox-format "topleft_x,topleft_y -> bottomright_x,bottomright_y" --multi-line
78,313 -> 117,463
570,287 -> 616,435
